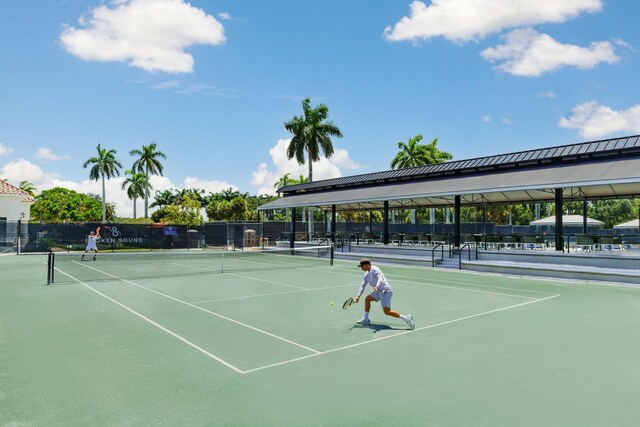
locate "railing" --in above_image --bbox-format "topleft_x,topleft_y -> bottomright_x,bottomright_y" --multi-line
431,242 -> 444,267
457,243 -> 473,270
564,234 -> 576,253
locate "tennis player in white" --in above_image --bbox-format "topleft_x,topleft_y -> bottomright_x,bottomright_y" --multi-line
354,258 -> 415,329
81,229 -> 100,261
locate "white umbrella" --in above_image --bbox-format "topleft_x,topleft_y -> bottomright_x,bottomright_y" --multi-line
613,219 -> 640,229
530,215 -> 604,226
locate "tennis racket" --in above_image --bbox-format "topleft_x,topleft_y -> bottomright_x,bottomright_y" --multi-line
342,297 -> 356,310
96,226 -> 101,234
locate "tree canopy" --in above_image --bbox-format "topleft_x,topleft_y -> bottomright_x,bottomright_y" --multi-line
31,187 -> 115,222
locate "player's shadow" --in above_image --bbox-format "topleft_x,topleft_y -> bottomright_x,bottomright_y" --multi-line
342,323 -> 404,334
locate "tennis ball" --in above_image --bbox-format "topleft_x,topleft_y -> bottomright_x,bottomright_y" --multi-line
329,301 -> 334,306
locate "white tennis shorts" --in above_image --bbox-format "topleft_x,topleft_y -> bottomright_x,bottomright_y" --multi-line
85,241 -> 97,251
370,289 -> 393,307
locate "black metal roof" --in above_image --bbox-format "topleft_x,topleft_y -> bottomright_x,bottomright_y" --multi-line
278,135 -> 640,195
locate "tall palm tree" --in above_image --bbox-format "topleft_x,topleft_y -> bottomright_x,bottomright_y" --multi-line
130,142 -> 167,219
391,135 -> 453,225
284,97 -> 343,182
121,169 -> 149,219
285,97 -> 342,237
83,143 -> 122,223
391,135 -> 423,169
19,180 -> 36,196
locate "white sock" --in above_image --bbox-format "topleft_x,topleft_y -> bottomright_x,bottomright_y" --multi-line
399,314 -> 407,321
363,312 -> 369,320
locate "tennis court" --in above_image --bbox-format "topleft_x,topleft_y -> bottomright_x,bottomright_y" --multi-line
2,250 -> 640,426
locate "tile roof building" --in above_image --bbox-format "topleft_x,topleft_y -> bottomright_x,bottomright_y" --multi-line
0,179 -> 35,221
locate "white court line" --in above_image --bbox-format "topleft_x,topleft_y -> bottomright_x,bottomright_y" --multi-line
191,283 -> 352,304
328,259 -> 564,295
55,268 -> 244,374
317,266 -> 540,299
243,293 -> 561,374
171,262 -> 309,290
73,261 -> 321,355
226,273 -> 309,289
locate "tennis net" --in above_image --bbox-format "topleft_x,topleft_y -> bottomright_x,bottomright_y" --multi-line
47,245 -> 333,284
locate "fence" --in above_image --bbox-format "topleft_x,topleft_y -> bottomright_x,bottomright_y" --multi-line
4,220 -> 640,254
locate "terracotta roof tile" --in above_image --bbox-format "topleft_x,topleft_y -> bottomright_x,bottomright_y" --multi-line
0,179 -> 31,196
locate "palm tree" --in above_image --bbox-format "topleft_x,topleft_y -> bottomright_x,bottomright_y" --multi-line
274,173 -> 294,192
221,187 -> 241,201
391,135 -> 453,225
424,137 -> 453,164
150,189 -> 175,209
284,97 -> 342,237
121,169 -> 149,219
83,143 -> 122,223
284,97 -> 343,182
19,180 -> 36,196
391,135 -> 424,169
130,142 -> 167,218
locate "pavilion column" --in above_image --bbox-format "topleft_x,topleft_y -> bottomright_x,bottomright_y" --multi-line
582,199 -> 588,234
331,205 -> 336,244
555,189 -> 564,251
383,201 -> 389,245
323,210 -> 328,234
290,207 -> 296,249
454,196 -> 461,248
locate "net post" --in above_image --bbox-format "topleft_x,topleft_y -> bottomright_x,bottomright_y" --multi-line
47,251 -> 55,285
46,251 -> 51,285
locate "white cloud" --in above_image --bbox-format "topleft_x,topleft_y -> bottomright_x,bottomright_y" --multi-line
35,147 -> 70,161
614,38 -> 636,53
537,91 -> 557,99
481,28 -> 618,76
501,118 -> 512,124
0,159 -> 244,217
384,0 -> 601,43
183,177 -> 237,194
250,138 -> 362,196
0,143 -> 14,157
60,0 -> 226,73
481,115 -> 492,123
558,101 -> 640,138
153,80 -> 180,90
219,12 -> 232,21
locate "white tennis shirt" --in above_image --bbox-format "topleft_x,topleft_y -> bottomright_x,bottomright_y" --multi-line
357,265 -> 392,297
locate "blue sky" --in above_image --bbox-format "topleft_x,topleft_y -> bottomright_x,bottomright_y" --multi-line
1,0 -> 639,216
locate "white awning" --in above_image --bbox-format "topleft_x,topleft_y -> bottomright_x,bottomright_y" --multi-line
260,157 -> 640,211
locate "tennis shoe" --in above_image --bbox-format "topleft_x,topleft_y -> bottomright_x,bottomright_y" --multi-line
405,314 -> 415,330
356,318 -> 371,325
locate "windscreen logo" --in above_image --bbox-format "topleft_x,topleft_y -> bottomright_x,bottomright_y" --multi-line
101,226 -> 143,243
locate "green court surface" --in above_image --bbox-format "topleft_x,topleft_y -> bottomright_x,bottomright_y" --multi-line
2,252 -> 640,426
